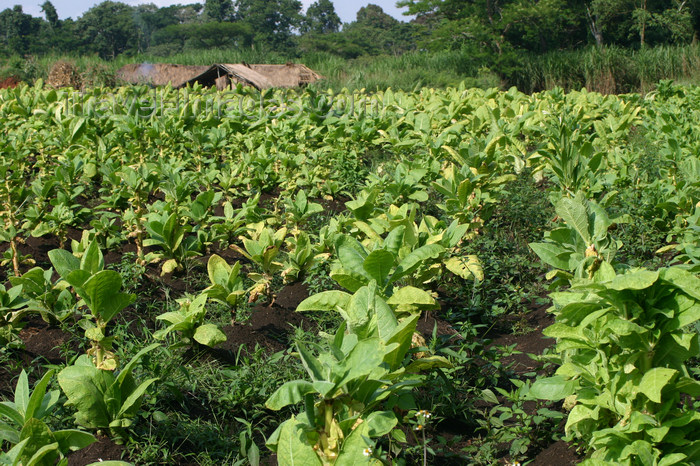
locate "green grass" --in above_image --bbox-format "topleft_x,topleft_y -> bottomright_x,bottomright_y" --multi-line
520,44 -> 700,93
4,44 -> 700,93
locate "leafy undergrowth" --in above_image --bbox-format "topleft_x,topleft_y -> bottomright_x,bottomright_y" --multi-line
1,82 -> 698,465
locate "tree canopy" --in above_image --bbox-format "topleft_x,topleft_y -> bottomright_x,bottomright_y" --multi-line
0,0 -> 698,65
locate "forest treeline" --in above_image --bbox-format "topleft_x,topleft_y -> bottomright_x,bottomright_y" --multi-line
1,0 -> 700,91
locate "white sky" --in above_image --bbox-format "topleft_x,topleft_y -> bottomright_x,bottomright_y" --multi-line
9,0 -> 412,23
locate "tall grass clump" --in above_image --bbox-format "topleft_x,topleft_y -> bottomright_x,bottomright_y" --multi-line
520,44 -> 700,93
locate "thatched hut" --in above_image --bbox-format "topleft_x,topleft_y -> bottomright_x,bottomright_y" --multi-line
115,62 -> 322,90
248,63 -> 322,87
183,64 -> 274,90
116,63 -> 210,88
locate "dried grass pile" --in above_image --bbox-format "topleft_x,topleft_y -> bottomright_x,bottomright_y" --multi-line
47,61 -> 81,89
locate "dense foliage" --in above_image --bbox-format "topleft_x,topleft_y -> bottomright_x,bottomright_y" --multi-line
3,0 -> 700,90
0,79 -> 698,464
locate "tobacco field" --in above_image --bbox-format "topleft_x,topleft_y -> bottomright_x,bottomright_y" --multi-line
0,80 -> 699,465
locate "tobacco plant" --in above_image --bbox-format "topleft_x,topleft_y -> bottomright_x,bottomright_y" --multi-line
0,170 -> 30,277
153,293 -> 226,348
144,210 -> 202,275
530,193 -> 622,287
281,231 -> 329,284
203,254 -> 246,315
0,284 -> 28,348
118,163 -> 160,264
0,370 -> 96,465
431,163 -> 515,235
8,266 -> 75,324
267,282 -> 450,465
531,107 -> 606,197
231,223 -> 287,303
49,241 -> 135,370
283,189 -> 323,230
530,267 -> 700,464
58,343 -> 159,444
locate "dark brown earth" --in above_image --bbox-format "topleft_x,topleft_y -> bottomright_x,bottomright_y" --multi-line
213,303 -> 312,362
0,317 -> 76,398
0,76 -> 20,89
66,435 -> 128,465
532,440 -> 581,465
20,318 -> 75,362
487,303 -> 556,375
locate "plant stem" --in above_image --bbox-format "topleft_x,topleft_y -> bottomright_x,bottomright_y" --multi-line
10,237 -> 20,277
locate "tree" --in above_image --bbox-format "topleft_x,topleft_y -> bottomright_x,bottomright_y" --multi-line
585,0 -> 697,47
168,3 -> 204,24
41,1 -> 59,28
0,6 -> 41,55
76,1 -> 138,59
302,0 -> 341,34
356,3 -> 400,29
152,21 -> 253,52
397,0 -> 587,52
233,0 -> 302,50
204,0 -> 234,22
314,4 -> 416,56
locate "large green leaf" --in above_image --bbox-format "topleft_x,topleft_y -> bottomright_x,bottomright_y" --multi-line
383,226 -> 405,257
81,271 -> 135,323
52,429 -> 96,453
530,376 -> 576,401
19,418 -> 58,465
364,411 -> 397,437
336,338 -> 386,387
390,243 -> 444,283
336,238 -> 369,279
13,371 -> 29,420
344,284 -> 375,337
405,355 -> 453,372
296,291 -> 351,312
23,441 -> 60,466
375,295 -> 398,342
638,368 -> 677,404
363,250 -> 395,287
661,267 -> 700,301
296,342 -> 326,383
116,378 -> 159,418
48,249 -> 80,280
529,242 -> 571,270
386,286 -> 439,314
0,402 -> 23,429
273,417 -> 322,466
193,324 -> 226,347
1,438 -> 29,465
564,404 -> 597,436
57,364 -> 111,429
556,195 -> 591,245
207,254 -> 230,287
266,381 -> 316,411
80,242 -> 104,276
384,314 -> 419,370
588,201 -> 612,240
609,270 -> 659,291
25,369 -> 54,421
335,421 -> 372,466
